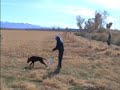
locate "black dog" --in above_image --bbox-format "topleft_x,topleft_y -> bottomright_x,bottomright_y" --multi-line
27,56 -> 47,68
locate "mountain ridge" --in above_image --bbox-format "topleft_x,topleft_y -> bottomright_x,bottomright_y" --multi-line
0,21 -> 43,29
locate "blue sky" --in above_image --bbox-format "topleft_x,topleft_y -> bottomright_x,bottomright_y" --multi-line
1,0 -> 120,29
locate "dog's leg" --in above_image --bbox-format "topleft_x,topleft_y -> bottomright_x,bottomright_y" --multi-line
31,62 -> 34,68
44,63 -> 47,67
41,61 -> 47,67
29,62 -> 34,68
29,62 -> 32,67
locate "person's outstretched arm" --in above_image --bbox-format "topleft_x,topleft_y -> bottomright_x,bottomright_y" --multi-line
52,41 -> 59,51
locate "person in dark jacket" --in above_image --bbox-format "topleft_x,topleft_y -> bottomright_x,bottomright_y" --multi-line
107,32 -> 111,46
52,34 -> 64,73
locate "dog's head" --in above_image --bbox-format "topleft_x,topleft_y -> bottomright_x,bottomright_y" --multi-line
27,57 -> 31,63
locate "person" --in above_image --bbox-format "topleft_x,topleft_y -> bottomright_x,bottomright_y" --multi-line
107,32 -> 111,46
52,34 -> 64,74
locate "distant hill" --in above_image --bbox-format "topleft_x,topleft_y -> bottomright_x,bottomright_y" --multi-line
0,21 -> 42,29
0,21 -> 80,31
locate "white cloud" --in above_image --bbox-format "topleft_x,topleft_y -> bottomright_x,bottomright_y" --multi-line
33,3 -> 95,18
106,17 -> 117,22
90,0 -> 120,9
59,6 -> 95,18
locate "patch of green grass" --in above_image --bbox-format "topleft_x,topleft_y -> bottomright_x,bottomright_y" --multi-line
2,76 -> 16,85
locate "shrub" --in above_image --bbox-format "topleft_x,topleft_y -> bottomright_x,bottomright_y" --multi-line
74,30 -> 120,46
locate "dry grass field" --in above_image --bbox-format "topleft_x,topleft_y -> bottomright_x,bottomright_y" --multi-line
1,30 -> 120,90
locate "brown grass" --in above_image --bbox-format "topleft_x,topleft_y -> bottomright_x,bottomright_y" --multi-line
1,30 -> 120,90
11,81 -> 37,90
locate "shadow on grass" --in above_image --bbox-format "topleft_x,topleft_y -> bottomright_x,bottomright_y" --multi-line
24,66 -> 47,70
23,66 -> 35,70
69,85 -> 83,90
42,67 -> 61,79
30,79 -> 43,83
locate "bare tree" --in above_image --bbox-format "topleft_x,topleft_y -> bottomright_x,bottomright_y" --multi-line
84,18 -> 95,32
84,10 -> 109,32
76,15 -> 85,30
94,10 -> 109,30
94,12 -> 101,30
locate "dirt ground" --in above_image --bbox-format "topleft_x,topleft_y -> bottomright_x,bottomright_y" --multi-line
1,30 -> 120,90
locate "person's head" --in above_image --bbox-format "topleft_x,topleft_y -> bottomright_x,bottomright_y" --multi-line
55,34 -> 60,40
55,34 -> 59,39
55,34 -> 63,43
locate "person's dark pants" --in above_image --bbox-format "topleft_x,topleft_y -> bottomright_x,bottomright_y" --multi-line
107,39 -> 111,46
58,50 -> 64,68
